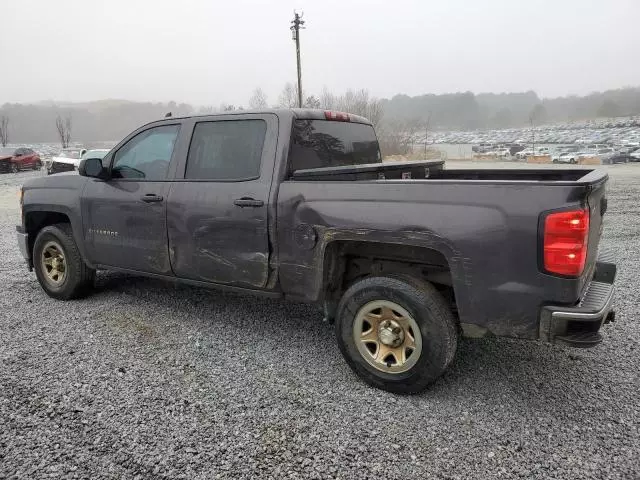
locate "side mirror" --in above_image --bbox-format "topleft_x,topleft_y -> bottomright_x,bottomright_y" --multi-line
78,158 -> 107,179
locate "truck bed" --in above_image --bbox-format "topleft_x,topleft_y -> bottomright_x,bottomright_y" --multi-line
292,160 -> 601,184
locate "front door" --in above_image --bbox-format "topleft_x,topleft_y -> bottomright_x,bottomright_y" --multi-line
81,124 -> 181,274
167,114 -> 277,288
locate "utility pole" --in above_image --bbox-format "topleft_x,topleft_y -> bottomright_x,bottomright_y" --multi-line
290,12 -> 305,108
424,111 -> 432,158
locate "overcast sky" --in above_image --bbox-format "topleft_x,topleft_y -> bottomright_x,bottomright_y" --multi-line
2,0 -> 638,106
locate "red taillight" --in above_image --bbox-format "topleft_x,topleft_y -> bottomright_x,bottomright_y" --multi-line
324,111 -> 350,122
543,209 -> 590,276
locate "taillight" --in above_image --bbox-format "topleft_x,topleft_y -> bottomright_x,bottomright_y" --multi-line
543,208 -> 590,276
324,111 -> 350,122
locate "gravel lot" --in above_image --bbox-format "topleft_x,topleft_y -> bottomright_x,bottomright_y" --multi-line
1,165 -> 638,479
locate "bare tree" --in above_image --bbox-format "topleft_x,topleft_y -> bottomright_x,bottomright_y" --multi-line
304,95 -> 321,109
320,87 -> 337,110
278,83 -> 299,108
319,88 -> 383,126
249,88 -> 268,109
0,116 -> 8,147
55,114 -> 72,148
377,118 -> 421,157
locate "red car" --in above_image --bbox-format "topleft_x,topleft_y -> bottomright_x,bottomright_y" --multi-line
0,147 -> 42,173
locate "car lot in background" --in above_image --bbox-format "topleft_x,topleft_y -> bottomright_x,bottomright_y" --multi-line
46,147 -> 87,175
0,147 -> 41,173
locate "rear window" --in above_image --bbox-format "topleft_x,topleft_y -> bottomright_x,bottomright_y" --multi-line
290,119 -> 381,173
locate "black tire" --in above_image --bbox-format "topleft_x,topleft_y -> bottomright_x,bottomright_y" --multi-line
33,223 -> 95,300
11,163 -> 19,173
33,160 -> 42,170
335,275 -> 458,394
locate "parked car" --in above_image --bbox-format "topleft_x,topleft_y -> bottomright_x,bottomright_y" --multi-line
46,148 -> 87,174
630,149 -> 640,161
602,152 -> 633,164
494,147 -> 511,157
515,147 -> 548,159
16,109 -> 616,394
556,151 -> 583,164
0,147 -> 42,173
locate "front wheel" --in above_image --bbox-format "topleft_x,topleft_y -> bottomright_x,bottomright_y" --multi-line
11,163 -> 19,173
33,224 -> 95,300
335,275 -> 458,394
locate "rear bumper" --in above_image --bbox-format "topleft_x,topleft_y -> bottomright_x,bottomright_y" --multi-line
539,248 -> 616,348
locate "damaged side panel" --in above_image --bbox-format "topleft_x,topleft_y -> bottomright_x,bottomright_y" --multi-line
276,180 -> 593,339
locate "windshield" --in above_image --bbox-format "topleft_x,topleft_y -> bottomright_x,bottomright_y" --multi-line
0,147 -> 15,156
59,149 -> 82,159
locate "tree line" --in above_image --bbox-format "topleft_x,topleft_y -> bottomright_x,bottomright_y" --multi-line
0,85 -> 638,153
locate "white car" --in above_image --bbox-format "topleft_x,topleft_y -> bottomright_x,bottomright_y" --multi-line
515,147 -> 549,159
46,147 -> 87,174
556,151 -> 584,164
630,149 -> 640,161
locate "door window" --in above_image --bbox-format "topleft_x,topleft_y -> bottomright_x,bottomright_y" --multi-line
185,120 -> 266,180
112,124 -> 179,180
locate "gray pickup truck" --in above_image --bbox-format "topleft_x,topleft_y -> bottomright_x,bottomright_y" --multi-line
16,109 -> 616,393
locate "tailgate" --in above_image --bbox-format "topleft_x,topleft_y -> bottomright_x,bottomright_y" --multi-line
582,173 -> 608,286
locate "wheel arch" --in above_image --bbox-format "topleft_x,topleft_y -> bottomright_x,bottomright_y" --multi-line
23,208 -> 93,269
319,239 -> 466,323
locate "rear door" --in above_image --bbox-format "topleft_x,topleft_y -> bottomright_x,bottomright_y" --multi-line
166,113 -> 278,288
81,122 -> 184,274
24,148 -> 37,167
14,148 -> 27,169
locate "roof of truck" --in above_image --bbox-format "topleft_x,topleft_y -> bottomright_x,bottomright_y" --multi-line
156,108 -> 373,125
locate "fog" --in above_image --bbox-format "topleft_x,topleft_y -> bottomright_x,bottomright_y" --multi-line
2,0 -> 638,106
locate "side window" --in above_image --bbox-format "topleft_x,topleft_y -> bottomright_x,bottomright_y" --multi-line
185,120 -> 266,180
112,124 -> 179,180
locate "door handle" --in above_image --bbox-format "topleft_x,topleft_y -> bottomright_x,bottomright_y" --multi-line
234,197 -> 264,208
141,194 -> 164,203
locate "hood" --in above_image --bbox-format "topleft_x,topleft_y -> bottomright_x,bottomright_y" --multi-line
52,156 -> 80,166
22,169 -> 89,193
0,155 -> 13,161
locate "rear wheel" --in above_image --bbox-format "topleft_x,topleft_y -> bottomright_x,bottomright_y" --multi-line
336,275 -> 458,394
33,224 -> 95,300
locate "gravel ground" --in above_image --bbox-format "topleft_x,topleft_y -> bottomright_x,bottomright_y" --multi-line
1,165 -> 638,479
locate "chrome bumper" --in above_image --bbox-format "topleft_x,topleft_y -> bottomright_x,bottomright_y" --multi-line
539,248 -> 616,348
